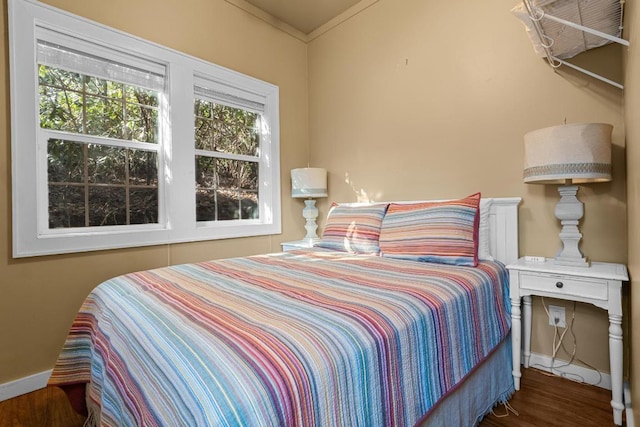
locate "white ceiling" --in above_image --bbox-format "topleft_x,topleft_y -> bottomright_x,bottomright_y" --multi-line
243,0 -> 364,34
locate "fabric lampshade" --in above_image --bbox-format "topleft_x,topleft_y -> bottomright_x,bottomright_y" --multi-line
523,123 -> 612,184
291,168 -> 328,198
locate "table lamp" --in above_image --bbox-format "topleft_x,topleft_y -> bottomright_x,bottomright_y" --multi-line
291,168 -> 328,241
524,123 -> 612,267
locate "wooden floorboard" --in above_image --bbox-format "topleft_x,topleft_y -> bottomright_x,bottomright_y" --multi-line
0,368 -> 621,426
480,368 -> 621,427
0,385 -> 85,427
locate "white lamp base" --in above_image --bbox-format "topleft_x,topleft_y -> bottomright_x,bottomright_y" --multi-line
553,185 -> 590,267
302,199 -> 320,240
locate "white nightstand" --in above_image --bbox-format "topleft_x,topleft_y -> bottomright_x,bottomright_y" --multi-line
280,239 -> 317,252
506,257 -> 629,426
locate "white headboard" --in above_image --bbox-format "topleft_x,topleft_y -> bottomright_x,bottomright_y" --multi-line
486,197 -> 521,265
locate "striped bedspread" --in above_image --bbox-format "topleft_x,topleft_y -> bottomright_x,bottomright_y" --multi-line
49,249 -> 511,427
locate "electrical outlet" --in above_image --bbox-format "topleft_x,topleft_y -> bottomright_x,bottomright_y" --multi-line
548,305 -> 566,328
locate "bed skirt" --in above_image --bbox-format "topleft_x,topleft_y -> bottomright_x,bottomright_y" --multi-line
417,335 -> 514,427
58,336 -> 514,427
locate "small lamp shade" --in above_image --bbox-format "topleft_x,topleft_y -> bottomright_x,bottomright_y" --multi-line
524,123 -> 612,184
291,167 -> 327,241
291,168 -> 328,198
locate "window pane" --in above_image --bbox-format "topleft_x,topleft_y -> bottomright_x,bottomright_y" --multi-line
39,64 -> 159,143
48,139 -> 84,183
193,100 -> 259,156
129,149 -> 158,186
217,190 -> 240,220
195,117 -> 213,151
88,187 -> 126,226
85,76 -> 123,98
47,139 -> 159,229
214,190 -> 257,220
195,155 -> 216,189
216,158 -> 237,189
130,188 -> 158,224
128,86 -> 159,107
48,185 -> 85,228
240,192 -> 258,219
88,144 -> 125,184
39,65 -> 83,92
126,103 -> 158,143
240,161 -> 258,191
217,159 -> 258,191
85,95 -> 125,139
195,98 -> 212,118
195,156 -> 259,221
85,76 -> 111,97
195,188 -> 216,221
39,84 -> 83,132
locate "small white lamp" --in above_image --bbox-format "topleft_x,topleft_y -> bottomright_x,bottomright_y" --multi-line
524,123 -> 612,267
291,167 -> 328,241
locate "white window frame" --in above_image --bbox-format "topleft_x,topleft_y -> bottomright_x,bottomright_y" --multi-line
9,0 -> 281,257
193,75 -> 269,225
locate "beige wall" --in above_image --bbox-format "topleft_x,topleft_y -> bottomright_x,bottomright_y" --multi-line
308,0 -> 625,373
623,0 -> 639,421
0,0 -> 309,385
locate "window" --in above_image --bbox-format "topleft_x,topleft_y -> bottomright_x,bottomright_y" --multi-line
194,82 -> 263,223
38,39 -> 163,229
9,0 -> 281,257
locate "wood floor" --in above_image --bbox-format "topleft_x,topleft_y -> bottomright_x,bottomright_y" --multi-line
0,385 -> 85,427
480,368 -> 621,427
0,368 -> 622,426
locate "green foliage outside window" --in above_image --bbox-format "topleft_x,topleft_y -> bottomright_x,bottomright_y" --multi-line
194,99 -> 260,221
40,64 -> 160,228
40,64 -> 263,228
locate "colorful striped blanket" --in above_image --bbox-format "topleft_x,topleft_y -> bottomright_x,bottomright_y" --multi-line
49,249 -> 511,426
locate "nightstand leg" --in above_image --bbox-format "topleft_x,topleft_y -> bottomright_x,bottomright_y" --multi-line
609,313 -> 624,426
523,296 -> 532,368
511,297 -> 522,390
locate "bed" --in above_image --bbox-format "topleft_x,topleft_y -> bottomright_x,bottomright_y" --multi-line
49,195 -> 521,427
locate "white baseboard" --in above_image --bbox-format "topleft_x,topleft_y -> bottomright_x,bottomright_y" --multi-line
625,382 -> 634,427
0,370 -> 52,402
525,352 -> 612,390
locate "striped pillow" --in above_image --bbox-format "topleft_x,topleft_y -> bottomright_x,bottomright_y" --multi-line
316,203 -> 389,254
379,193 -> 481,266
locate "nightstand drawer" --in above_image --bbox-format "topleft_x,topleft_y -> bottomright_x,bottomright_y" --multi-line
519,273 -> 608,301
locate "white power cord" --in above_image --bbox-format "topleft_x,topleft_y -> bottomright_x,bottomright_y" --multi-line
541,300 -> 570,358
531,297 -> 603,387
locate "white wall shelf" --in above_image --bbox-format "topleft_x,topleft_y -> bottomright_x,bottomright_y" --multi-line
513,0 -> 629,89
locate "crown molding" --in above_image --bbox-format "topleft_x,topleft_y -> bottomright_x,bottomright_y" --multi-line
223,0 -> 380,43
307,0 -> 379,41
223,0 -> 308,42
